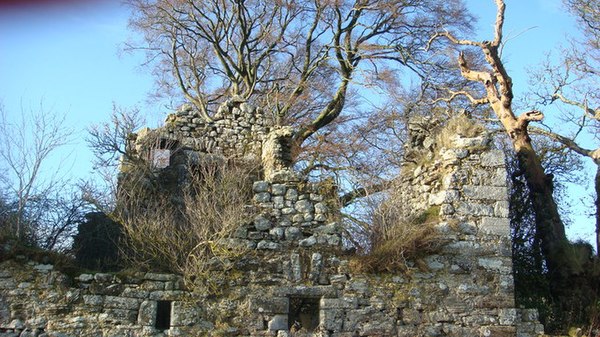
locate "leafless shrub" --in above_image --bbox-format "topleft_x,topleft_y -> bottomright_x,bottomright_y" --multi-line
115,158 -> 257,292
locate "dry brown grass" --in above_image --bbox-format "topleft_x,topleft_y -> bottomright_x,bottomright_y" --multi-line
350,200 -> 445,274
436,114 -> 486,149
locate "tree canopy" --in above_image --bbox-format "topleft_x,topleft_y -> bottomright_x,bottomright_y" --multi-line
127,0 -> 472,146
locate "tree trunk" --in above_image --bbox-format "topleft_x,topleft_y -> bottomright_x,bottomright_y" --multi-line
512,133 -> 577,302
501,110 -> 574,299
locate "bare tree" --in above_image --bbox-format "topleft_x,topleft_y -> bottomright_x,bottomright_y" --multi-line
86,105 -> 146,211
0,102 -> 73,242
0,102 -> 92,253
87,104 -> 145,169
126,0 -> 473,152
565,0 -> 600,50
522,0 -> 600,255
430,0 -> 581,298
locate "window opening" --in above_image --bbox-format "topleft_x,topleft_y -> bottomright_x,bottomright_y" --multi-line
155,300 -> 172,331
288,297 -> 320,332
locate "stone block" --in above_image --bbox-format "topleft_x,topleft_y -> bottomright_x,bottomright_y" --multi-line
494,200 -> 510,218
477,257 -> 502,270
83,295 -> 104,307
517,322 -> 545,336
281,208 -> 295,215
327,235 -> 341,246
104,296 -> 140,311
310,193 -> 324,202
285,188 -> 298,201
273,196 -> 285,209
254,192 -> 271,203
299,236 -> 317,247
285,227 -> 303,240
250,296 -> 289,314
480,150 -> 505,167
32,264 -> 53,273
270,227 -> 284,240
442,241 -> 481,255
94,273 -> 115,283
295,200 -> 314,213
149,290 -> 186,301
104,308 -> 138,323
320,298 -> 358,310
424,255 -> 445,270
519,308 -> 539,322
479,326 -> 516,337
314,202 -> 328,214
452,136 -> 489,148
252,181 -> 270,193
457,202 -> 494,217
140,281 -> 165,291
320,309 -> 344,331
171,301 -> 200,326
457,222 -> 477,235
314,223 -> 338,234
472,295 -> 515,309
138,300 -> 156,326
428,309 -> 454,323
440,203 -> 456,215
257,240 -> 281,250
479,217 -> 510,236
268,314 -> 288,331
254,215 -> 272,231
491,168 -> 508,186
272,184 -> 286,195
428,190 -> 459,205
248,231 -> 264,240
498,308 -> 517,325
278,219 -> 292,228
463,185 -> 507,201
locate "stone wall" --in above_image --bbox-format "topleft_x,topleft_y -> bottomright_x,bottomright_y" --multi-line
231,176 -> 343,251
0,115 -> 546,336
156,98 -> 273,159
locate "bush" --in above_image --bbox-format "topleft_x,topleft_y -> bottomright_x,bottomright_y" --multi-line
72,212 -> 123,272
115,158 -> 257,292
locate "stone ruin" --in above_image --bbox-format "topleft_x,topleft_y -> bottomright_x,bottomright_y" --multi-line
0,101 -> 545,337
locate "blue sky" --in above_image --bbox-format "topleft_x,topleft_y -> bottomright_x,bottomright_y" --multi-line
0,0 -> 595,244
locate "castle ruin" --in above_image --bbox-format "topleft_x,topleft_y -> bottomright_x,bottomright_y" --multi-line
0,100 -> 544,337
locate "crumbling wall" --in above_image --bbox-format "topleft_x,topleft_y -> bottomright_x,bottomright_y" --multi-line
160,99 -> 273,159
261,126 -> 294,180
0,115 -> 545,337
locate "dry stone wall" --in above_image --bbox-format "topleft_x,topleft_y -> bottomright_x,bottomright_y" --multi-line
227,172 -> 343,252
160,99 -> 273,159
0,112 -> 545,336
